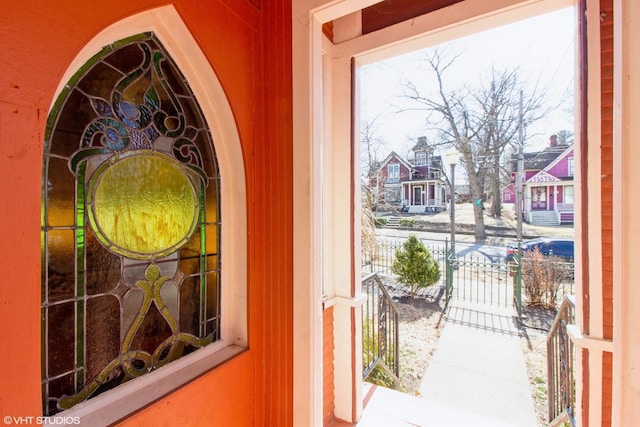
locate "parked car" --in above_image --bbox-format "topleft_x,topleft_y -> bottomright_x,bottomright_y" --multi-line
506,237 -> 574,262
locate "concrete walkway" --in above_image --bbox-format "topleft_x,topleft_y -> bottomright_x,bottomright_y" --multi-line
419,301 -> 538,426
355,301 -> 539,427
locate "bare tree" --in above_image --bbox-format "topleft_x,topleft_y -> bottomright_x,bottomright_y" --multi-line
360,116 -> 385,261
556,129 -> 573,145
360,114 -> 386,180
401,47 -> 554,241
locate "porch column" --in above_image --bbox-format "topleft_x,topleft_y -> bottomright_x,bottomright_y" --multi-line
576,1 -> 607,425
613,0 -> 640,424
327,50 -> 365,422
292,10 -> 324,426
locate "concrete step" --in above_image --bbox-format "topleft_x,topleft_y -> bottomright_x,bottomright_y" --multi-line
357,383 -> 528,427
530,211 -> 558,226
385,217 -> 400,228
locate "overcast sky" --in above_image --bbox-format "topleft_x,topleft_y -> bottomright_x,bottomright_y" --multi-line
358,6 -> 576,160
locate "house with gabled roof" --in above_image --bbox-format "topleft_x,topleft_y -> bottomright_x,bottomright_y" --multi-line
370,137 -> 448,213
506,134 -> 575,225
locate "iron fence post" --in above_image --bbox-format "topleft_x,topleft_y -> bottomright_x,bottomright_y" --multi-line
445,239 -> 451,302
515,240 -> 523,316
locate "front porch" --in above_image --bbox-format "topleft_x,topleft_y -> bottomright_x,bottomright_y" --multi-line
402,181 -> 447,213
524,180 -> 574,226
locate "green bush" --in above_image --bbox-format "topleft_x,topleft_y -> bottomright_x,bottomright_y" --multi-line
391,235 -> 441,296
399,218 -> 415,227
374,217 -> 387,227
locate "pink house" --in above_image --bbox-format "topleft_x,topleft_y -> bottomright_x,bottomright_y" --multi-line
502,183 -> 516,203
509,135 -> 575,225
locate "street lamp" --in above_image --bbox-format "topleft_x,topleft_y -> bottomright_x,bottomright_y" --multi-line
445,148 -> 460,255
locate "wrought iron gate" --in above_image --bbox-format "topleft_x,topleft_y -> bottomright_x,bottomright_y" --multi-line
445,242 -> 521,312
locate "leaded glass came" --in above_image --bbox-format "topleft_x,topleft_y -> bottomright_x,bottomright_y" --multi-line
41,33 -> 221,415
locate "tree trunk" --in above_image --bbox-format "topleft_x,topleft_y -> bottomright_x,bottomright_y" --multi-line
465,164 -> 487,242
490,172 -> 502,218
473,203 -> 487,242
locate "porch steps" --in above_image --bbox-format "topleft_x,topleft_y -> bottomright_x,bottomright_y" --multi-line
530,210 -> 559,226
385,217 -> 400,228
356,382 -> 527,427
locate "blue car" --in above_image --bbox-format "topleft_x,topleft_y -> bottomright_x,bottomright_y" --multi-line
506,237 -> 574,262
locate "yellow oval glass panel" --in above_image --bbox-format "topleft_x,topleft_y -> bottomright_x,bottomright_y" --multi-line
88,152 -> 199,259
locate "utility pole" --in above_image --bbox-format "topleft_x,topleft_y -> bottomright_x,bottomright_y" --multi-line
516,91 -> 524,240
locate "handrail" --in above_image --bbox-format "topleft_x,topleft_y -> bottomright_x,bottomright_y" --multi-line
547,294 -> 576,426
361,273 -> 400,385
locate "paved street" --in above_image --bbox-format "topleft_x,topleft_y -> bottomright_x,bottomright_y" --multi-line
377,231 -> 507,261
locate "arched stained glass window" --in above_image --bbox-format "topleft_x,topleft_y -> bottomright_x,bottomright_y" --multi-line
41,33 -> 221,415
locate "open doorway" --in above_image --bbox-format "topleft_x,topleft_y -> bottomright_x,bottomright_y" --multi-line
354,5 -> 580,427
293,1 -> 580,425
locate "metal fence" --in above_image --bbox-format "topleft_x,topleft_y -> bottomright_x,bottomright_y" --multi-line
362,238 -> 447,278
363,237 -> 575,310
449,254 -> 513,307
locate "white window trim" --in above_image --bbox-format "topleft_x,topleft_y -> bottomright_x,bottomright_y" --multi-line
568,156 -> 575,176
46,6 -> 247,426
388,163 -> 400,179
565,185 -> 575,204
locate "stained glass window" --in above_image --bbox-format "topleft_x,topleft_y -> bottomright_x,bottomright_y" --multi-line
41,33 -> 221,415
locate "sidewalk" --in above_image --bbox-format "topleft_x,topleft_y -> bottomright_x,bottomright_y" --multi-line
419,301 -> 538,426
355,301 -> 539,427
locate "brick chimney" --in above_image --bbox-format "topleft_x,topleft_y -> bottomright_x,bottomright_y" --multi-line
550,134 -> 558,147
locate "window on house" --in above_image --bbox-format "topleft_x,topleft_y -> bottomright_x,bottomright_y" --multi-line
41,33 -> 221,415
388,164 -> 400,180
416,152 -> 426,166
565,185 -> 574,204
568,157 -> 575,176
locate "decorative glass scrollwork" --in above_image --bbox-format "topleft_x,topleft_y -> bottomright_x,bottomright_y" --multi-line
42,34 -> 221,415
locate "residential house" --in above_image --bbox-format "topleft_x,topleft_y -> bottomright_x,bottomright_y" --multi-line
370,137 -> 447,213
1,1 -> 638,427
507,135 -> 575,225
502,183 -> 516,204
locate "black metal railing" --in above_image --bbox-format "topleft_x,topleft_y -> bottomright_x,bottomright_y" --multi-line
364,237 -> 575,311
547,294 -> 576,426
362,238 -> 446,276
362,273 -> 400,385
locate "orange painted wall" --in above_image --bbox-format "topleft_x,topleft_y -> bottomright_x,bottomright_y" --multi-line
0,0 -> 293,425
323,307 -> 335,426
599,1 -> 614,424
600,0 -> 614,342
